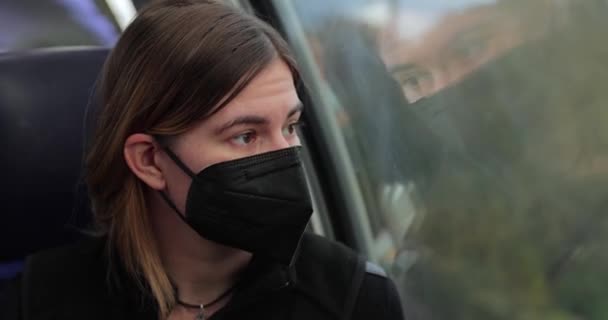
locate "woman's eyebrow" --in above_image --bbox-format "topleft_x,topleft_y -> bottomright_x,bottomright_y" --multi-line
215,102 -> 304,135
287,101 -> 304,119
214,115 -> 268,135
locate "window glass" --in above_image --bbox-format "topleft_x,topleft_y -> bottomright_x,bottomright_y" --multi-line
274,0 -> 608,318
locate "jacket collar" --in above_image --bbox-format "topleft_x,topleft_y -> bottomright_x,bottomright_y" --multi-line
105,233 -> 358,320
106,250 -> 295,319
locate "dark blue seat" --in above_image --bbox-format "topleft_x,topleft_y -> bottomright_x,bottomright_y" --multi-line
0,47 -> 109,281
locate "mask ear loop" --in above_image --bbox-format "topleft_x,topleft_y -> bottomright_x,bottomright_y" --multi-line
157,142 -> 197,178
153,136 -> 196,217
159,191 -> 186,217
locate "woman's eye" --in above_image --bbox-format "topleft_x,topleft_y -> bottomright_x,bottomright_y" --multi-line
394,69 -> 433,95
231,131 -> 257,146
403,77 -> 421,90
283,122 -> 301,136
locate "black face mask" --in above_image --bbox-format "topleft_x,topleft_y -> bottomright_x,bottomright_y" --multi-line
160,146 -> 313,266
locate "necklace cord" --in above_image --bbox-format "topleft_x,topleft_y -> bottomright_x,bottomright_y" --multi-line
176,285 -> 237,310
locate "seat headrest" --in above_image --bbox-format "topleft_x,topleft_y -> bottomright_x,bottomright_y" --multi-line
0,47 -> 110,261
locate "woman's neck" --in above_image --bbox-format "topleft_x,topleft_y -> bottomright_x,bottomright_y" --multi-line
149,193 -> 252,308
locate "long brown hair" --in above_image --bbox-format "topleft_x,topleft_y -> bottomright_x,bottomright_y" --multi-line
85,0 -> 298,316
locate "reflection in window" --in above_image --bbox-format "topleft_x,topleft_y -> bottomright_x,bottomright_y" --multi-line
277,0 -> 608,319
379,2 -> 532,102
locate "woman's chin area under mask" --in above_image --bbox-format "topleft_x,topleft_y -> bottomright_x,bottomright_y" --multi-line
147,168 -> 253,317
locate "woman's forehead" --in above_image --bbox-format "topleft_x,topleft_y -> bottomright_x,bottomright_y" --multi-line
216,61 -> 298,115
190,59 -> 300,132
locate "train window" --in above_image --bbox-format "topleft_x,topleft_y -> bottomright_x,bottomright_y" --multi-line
272,0 -> 608,318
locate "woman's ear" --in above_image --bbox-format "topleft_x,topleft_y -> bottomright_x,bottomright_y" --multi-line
124,133 -> 166,190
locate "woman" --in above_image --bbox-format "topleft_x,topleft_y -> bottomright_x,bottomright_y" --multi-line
2,1 -> 403,319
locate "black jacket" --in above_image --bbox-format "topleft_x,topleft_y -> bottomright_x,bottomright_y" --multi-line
1,233 -> 404,320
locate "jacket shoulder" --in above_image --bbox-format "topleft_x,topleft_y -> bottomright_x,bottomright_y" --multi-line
352,268 -> 405,320
297,233 -> 388,280
26,236 -> 105,265
20,237 -> 111,318
297,232 -> 360,270
24,236 -> 107,287
294,233 -> 388,319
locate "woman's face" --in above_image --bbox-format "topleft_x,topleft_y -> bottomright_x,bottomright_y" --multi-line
157,58 -> 303,213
